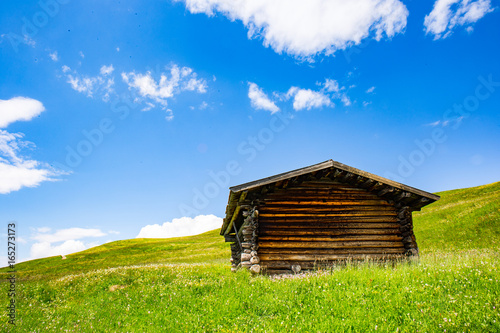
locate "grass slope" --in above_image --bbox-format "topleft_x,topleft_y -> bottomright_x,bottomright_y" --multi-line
414,181 -> 500,251
1,182 -> 499,332
4,229 -> 227,282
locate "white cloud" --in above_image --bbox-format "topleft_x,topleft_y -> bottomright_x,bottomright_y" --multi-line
0,97 -> 60,194
28,227 -> 108,260
424,0 -> 494,39
63,65 -> 115,100
248,82 -> 280,113
122,64 -> 207,111
100,64 -> 114,76
32,227 -> 107,243
49,51 -> 59,62
322,79 -> 340,93
366,86 -> 376,93
252,78 -> 351,112
340,95 -> 352,106
0,128 -> 61,194
137,214 -> 222,238
141,102 -> 156,112
30,240 -> 88,260
67,75 -> 98,96
178,0 -> 408,59
0,97 -> 45,128
425,117 -> 464,127
287,87 -> 332,111
199,101 -> 209,110
79,51 -> 85,58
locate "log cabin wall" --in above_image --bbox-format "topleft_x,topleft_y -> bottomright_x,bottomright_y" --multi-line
220,160 -> 439,275
256,180 -> 406,274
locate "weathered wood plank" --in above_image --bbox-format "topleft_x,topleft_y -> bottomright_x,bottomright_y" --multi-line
269,188 -> 370,194
258,247 -> 405,255
258,241 -> 404,249
259,212 -> 397,218
259,235 -> 403,242
259,222 -> 400,229
259,228 -> 401,236
261,200 -> 391,206
259,206 -> 396,213
259,216 -> 399,223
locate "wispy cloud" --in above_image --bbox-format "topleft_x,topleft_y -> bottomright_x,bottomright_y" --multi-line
424,0 -> 494,39
100,64 -> 114,76
248,82 -> 280,114
0,97 -> 61,194
366,86 -> 376,93
249,78 -> 352,112
62,65 -> 115,101
122,64 -> 208,117
425,117 -> 464,127
49,51 -> 59,62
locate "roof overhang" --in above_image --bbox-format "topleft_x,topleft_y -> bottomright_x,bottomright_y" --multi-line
220,159 -> 440,235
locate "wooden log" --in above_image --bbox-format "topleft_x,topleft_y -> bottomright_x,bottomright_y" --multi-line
260,222 -> 400,229
271,187 -> 369,194
259,228 -> 401,236
258,235 -> 403,242
260,253 -> 405,262
368,182 -> 385,192
259,206 -> 396,213
224,235 -> 236,242
398,207 -> 411,219
377,186 -> 395,197
258,240 -> 404,249
399,223 -> 412,233
360,178 -> 375,189
259,212 -> 397,218
394,191 -> 411,202
262,200 -> 392,207
259,216 -> 399,223
263,194 -> 383,201
258,247 -> 405,255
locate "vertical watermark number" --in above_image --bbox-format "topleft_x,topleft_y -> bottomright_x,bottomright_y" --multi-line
7,222 -> 16,325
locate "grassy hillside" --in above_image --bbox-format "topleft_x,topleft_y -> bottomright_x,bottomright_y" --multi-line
414,181 -> 500,251
1,182 -> 499,332
2,229 -> 227,282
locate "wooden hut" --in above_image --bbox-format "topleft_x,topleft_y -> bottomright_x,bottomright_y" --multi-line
220,160 -> 440,275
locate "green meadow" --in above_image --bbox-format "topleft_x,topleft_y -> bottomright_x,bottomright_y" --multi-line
1,182 -> 499,332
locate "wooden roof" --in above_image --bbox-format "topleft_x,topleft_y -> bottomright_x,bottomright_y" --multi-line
221,160 -> 440,235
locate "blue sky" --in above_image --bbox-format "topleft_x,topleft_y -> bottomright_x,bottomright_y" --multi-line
0,0 -> 499,263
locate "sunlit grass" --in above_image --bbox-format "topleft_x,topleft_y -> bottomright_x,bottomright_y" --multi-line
1,182 -> 499,331
1,251 -> 499,332
414,181 -> 500,251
